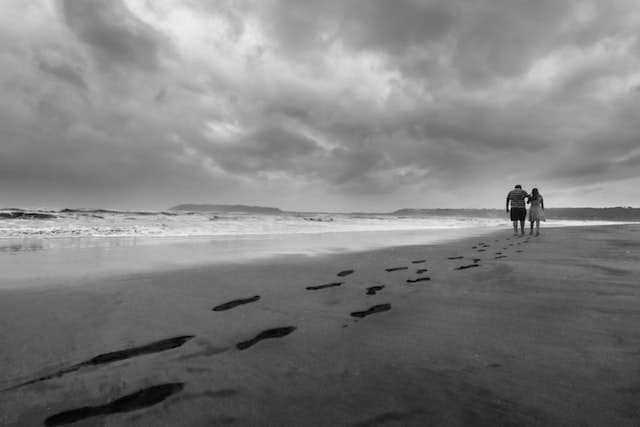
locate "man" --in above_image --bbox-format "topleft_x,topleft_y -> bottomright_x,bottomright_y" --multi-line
506,184 -> 529,236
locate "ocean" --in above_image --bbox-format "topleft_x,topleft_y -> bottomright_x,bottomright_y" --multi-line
0,207 -> 637,286
1,207 -> 636,240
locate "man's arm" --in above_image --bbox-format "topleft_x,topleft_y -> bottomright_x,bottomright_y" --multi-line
506,195 -> 510,212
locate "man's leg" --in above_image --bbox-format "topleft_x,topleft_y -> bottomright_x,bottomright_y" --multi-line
519,219 -> 525,235
512,221 -> 518,235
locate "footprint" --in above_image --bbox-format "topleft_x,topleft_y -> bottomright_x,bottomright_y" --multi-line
455,264 -> 479,270
447,256 -> 464,260
515,250 -> 523,253
477,249 -> 486,252
366,285 -> 384,295
495,252 -> 502,255
472,246 -> 477,249
306,282 -> 342,291
487,363 -> 502,368
385,266 -> 408,272
44,383 -> 184,426
495,255 -> 508,259
350,304 -> 391,318
472,258 -> 481,263
236,327 -> 296,350
416,268 -> 429,274
337,270 -> 355,277
83,336 -> 194,366
411,260 -> 426,264
213,296 -> 260,311
406,277 -> 431,283
4,336 -> 194,392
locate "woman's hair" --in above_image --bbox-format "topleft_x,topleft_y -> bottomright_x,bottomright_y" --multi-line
530,188 -> 540,200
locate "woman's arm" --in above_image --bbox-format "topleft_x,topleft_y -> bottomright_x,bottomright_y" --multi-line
541,198 -> 544,210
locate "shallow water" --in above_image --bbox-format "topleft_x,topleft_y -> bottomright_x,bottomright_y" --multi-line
0,228 -> 499,287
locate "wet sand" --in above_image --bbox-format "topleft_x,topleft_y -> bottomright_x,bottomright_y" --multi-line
1,224 -> 639,426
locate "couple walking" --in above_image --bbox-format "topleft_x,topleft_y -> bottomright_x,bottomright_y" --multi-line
506,185 -> 545,236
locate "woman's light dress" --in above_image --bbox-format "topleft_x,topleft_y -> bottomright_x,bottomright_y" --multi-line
529,196 -> 545,221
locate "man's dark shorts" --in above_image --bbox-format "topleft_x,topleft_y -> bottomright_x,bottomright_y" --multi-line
510,207 -> 526,221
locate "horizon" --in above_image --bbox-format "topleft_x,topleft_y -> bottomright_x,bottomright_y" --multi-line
4,203 -> 639,215
2,1 -> 640,211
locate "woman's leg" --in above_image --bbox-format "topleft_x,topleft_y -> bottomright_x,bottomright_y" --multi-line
529,221 -> 534,234
535,220 -> 540,236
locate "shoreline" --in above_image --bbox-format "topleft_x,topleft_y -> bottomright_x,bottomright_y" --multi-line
0,226 -> 507,288
1,223 -> 639,426
1,222 -> 637,289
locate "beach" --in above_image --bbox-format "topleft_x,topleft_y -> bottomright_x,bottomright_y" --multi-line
1,224 -> 639,426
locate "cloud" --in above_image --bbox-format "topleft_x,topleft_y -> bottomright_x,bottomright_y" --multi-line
1,0 -> 640,209
57,0 -> 166,70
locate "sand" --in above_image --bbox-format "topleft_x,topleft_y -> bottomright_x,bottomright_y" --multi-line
0,224 -> 639,426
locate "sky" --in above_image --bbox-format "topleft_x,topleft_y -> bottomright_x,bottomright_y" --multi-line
1,0 -> 640,212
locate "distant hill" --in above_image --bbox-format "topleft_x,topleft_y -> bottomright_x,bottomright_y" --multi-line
392,207 -> 640,221
169,204 -> 283,214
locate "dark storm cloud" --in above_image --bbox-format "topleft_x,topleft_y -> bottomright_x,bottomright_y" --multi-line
58,0 -> 165,70
2,0 -> 640,209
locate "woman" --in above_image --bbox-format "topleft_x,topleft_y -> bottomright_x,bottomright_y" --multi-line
527,188 -> 545,236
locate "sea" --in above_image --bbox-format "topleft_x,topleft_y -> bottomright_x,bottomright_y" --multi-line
1,207 -> 636,240
0,207 -> 637,286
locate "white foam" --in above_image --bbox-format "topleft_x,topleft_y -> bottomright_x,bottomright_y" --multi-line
1,210 -> 630,241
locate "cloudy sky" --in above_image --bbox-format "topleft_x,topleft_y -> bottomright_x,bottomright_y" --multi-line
1,0 -> 640,211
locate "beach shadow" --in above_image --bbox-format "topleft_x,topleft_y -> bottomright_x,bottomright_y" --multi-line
337,270 -> 355,277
